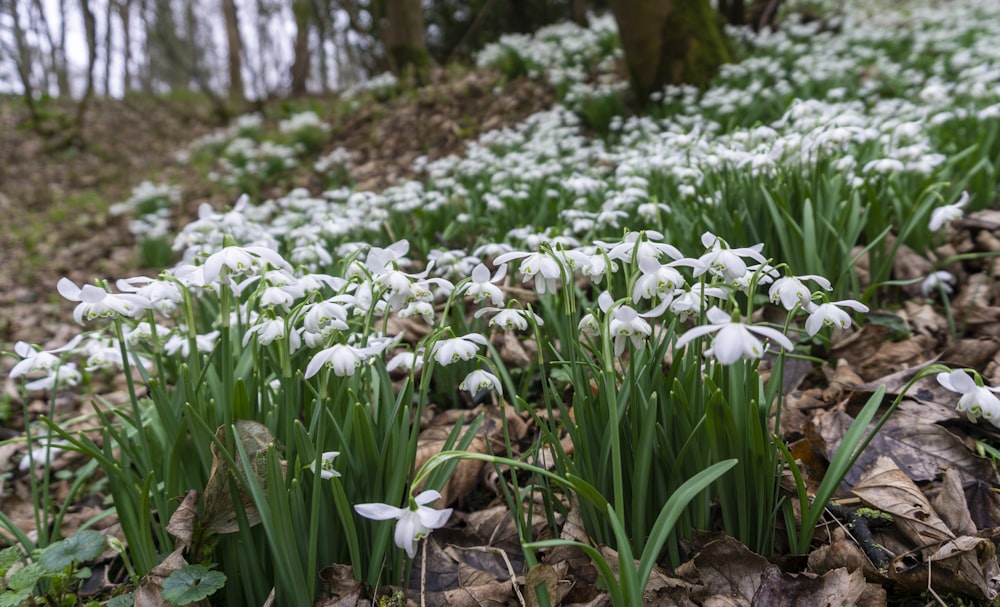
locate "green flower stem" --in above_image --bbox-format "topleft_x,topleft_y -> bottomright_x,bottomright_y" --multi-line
597,303 -> 626,532
218,281 -> 234,427
113,317 -> 153,465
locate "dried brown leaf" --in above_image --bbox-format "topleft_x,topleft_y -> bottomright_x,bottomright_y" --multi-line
751,566 -> 866,607
202,420 -> 276,534
316,564 -> 362,607
676,536 -> 769,606
807,527 -> 871,577
851,456 -> 952,548
166,490 -> 199,550
889,535 -> 1000,601
525,564 -> 561,607
134,548 -> 196,607
930,468 -> 978,536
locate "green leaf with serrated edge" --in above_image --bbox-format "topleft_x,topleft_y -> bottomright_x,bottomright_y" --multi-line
105,593 -> 134,607
0,588 -> 31,607
6,562 -> 44,592
0,546 -> 21,574
161,565 -> 226,605
38,531 -> 105,572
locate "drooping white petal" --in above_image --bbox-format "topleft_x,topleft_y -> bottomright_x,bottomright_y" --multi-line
354,503 -> 405,521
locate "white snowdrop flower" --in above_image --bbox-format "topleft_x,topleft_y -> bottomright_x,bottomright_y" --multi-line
459,369 -> 503,398
428,249 -> 479,281
399,301 -> 435,324
696,232 -> 767,284
862,158 -> 905,175
354,490 -> 452,559
669,284 -> 730,320
302,299 -> 352,335
631,256 -> 691,303
601,231 -> 682,267
116,276 -> 183,315
803,300 -> 869,336
608,304 -> 653,357
460,263 -> 506,306
19,439 -> 70,472
675,306 -> 794,365
733,263 -> 780,293
937,370 -> 1000,427
430,333 -> 489,366
921,271 -> 956,297
386,350 -> 424,373
637,202 -> 671,221
123,321 -> 168,346
10,336 -> 83,379
928,192 -> 969,232
310,452 -> 342,480
769,274 -> 832,311
493,250 -> 564,295
243,318 -> 300,351
25,363 -> 82,392
474,307 -> 542,332
305,342 -> 377,378
57,278 -> 152,325
201,245 -> 291,284
259,285 -> 297,310
163,330 -> 219,356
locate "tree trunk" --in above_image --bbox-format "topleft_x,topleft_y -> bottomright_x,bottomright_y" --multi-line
6,0 -> 44,128
118,0 -> 132,90
289,0 -> 312,95
608,0 -> 730,103
70,0 -> 98,145
221,0 -> 244,100
56,0 -> 70,93
103,0 -> 113,96
385,0 -> 428,84
719,0 -> 745,25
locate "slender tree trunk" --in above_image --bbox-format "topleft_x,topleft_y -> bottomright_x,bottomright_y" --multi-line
30,0 -> 63,95
118,0 -> 132,91
103,0 -> 113,96
385,0 -> 428,84
289,0 -> 312,95
221,0 -> 245,100
609,0 -> 730,103
312,0 -> 330,92
6,0 -> 44,128
71,0 -> 98,145
56,0 -> 70,93
570,0 -> 587,25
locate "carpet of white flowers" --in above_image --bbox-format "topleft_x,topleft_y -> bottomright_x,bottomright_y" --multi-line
6,1 -> 1000,605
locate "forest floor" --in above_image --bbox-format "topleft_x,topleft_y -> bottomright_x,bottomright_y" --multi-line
2,67 -> 1000,607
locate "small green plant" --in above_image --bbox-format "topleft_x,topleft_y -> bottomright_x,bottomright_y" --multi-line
162,565 -> 226,605
0,530 -> 107,607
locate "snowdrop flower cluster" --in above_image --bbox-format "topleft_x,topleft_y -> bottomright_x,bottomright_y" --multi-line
313,147 -> 354,174
342,71 -> 399,100
278,111 -> 330,136
109,181 -> 180,217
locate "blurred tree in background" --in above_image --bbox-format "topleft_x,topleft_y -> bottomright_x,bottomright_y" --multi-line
0,0 -> 790,144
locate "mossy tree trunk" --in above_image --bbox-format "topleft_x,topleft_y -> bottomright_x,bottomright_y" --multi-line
608,0 -> 730,103
385,0 -> 429,85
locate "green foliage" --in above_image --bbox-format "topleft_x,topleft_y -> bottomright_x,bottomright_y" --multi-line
161,565 -> 227,605
38,531 -> 105,572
